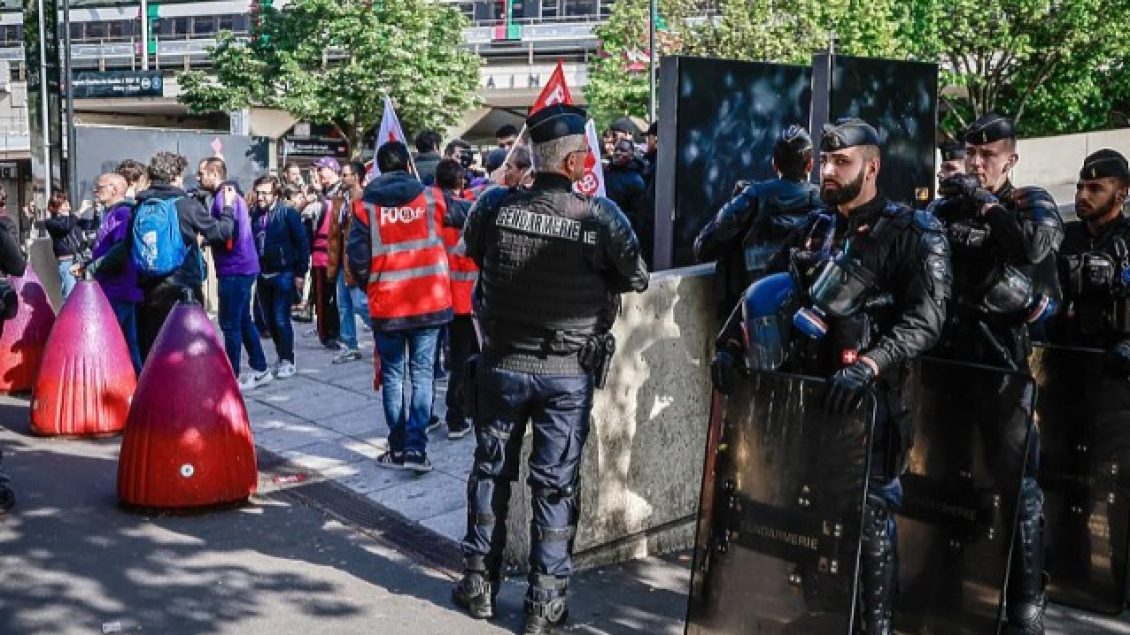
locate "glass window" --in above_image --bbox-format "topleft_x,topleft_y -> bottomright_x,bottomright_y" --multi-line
69,23 -> 84,40
84,21 -> 107,40
540,0 -> 559,19
231,15 -> 250,33
561,0 -> 597,16
107,20 -> 134,39
159,17 -> 190,38
218,15 -> 235,31
192,16 -> 215,37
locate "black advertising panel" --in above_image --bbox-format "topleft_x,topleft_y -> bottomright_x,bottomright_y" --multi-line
72,71 -> 165,99
655,56 -> 811,270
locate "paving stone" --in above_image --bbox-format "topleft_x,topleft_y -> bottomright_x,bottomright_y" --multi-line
419,507 -> 469,544
264,382 -> 378,420
253,421 -> 340,453
423,434 -> 475,481
364,471 -> 468,522
321,456 -> 417,496
319,405 -> 386,437
280,439 -> 382,472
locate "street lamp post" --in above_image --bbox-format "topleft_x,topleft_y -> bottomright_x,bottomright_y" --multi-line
648,0 -> 657,122
62,0 -> 77,201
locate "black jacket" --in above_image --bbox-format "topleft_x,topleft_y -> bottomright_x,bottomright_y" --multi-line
251,202 -> 311,277
44,214 -> 96,259
605,158 -> 653,266
1050,214 -> 1130,347
0,212 -> 25,277
774,196 -> 951,378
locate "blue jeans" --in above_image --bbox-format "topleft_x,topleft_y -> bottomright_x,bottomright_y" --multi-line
58,259 -> 77,301
109,299 -> 142,376
336,268 -> 371,350
218,274 -> 267,376
376,327 -> 440,454
258,273 -> 296,363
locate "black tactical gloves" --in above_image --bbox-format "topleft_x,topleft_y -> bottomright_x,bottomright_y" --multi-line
825,360 -> 876,415
939,174 -> 999,212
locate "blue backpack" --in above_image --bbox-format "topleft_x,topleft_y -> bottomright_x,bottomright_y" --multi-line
130,196 -> 188,277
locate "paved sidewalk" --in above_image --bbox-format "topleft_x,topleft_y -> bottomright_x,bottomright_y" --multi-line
243,322 -> 474,546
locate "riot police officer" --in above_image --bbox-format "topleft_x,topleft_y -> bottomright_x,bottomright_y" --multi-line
1055,149 -> 1130,349
772,118 -> 950,634
694,124 -> 821,321
932,113 -> 1064,634
451,104 -> 650,634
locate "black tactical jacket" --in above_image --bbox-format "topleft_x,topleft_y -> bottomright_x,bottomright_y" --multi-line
463,173 -> 649,373
1052,214 -> 1130,346
776,195 -> 951,378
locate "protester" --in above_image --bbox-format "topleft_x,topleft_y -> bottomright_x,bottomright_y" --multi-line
435,159 -> 476,439
86,151 -> 235,360
44,191 -> 98,301
310,157 -> 342,349
0,183 -> 27,306
499,146 -> 534,189
251,175 -> 310,379
415,130 -> 444,185
495,124 -> 519,151
282,162 -> 304,190
198,158 -> 271,390
347,141 -> 453,473
87,173 -> 143,375
328,160 -> 372,364
115,159 -> 149,198
605,139 -> 652,265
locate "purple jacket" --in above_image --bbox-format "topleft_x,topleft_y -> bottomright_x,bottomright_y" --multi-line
210,181 -> 260,276
91,200 -> 142,303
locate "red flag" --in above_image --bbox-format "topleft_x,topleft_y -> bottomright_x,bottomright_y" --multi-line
529,61 -> 573,115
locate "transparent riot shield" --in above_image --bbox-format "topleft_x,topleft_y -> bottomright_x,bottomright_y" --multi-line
895,357 -> 1037,635
686,370 -> 876,635
1031,343 -> 1130,614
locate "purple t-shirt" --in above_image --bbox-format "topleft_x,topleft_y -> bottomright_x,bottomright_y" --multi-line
91,200 -> 142,303
210,182 -> 261,277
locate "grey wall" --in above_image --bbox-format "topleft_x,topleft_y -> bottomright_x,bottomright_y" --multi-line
74,125 -> 270,203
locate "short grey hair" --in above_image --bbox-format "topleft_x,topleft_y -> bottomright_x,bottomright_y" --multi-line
531,134 -> 586,173
148,151 -> 188,183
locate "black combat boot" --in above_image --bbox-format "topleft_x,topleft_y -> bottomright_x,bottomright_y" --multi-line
1005,485 -> 1046,635
452,560 -> 497,614
858,497 -> 896,635
524,576 -> 569,635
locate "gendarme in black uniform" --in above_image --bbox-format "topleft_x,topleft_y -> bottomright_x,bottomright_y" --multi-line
452,104 -> 649,635
931,113 -> 1064,635
694,125 -> 821,321
776,119 -> 951,635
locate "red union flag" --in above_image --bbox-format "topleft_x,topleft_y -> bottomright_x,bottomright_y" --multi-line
529,60 -> 573,115
574,119 -> 606,198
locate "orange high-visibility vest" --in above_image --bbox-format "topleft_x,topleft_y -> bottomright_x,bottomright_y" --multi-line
354,186 -> 452,328
441,224 -> 478,316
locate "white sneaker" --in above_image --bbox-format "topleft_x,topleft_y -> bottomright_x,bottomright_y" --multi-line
238,368 -> 274,392
276,360 -> 297,379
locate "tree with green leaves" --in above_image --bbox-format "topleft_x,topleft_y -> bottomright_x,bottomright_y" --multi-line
583,0 -> 699,127
177,0 -> 481,156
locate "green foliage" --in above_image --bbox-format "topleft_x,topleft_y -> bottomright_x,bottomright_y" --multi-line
178,0 -> 481,156
588,0 -> 1130,138
584,0 -> 698,127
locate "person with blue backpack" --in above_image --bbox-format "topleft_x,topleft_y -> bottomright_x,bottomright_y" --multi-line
198,158 -> 272,391
86,151 -> 235,361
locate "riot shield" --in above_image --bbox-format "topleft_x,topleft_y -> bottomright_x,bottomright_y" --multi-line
686,370 -> 876,635
895,357 -> 1037,635
1031,344 -> 1130,614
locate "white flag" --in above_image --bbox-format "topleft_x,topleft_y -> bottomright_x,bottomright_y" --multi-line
574,119 -> 606,198
368,95 -> 409,179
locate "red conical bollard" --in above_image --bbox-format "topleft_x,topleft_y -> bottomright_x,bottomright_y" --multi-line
30,281 -> 137,436
0,268 -> 55,394
117,300 -> 257,508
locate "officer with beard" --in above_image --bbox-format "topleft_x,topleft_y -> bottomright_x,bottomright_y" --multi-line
932,113 -> 1064,634
772,118 -> 950,634
451,104 -> 649,634
1055,149 -> 1130,348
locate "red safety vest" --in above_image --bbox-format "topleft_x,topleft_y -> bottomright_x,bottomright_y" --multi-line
354,186 -> 452,327
441,224 -> 478,316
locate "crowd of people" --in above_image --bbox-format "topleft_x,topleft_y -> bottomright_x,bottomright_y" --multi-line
13,107 -> 652,635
